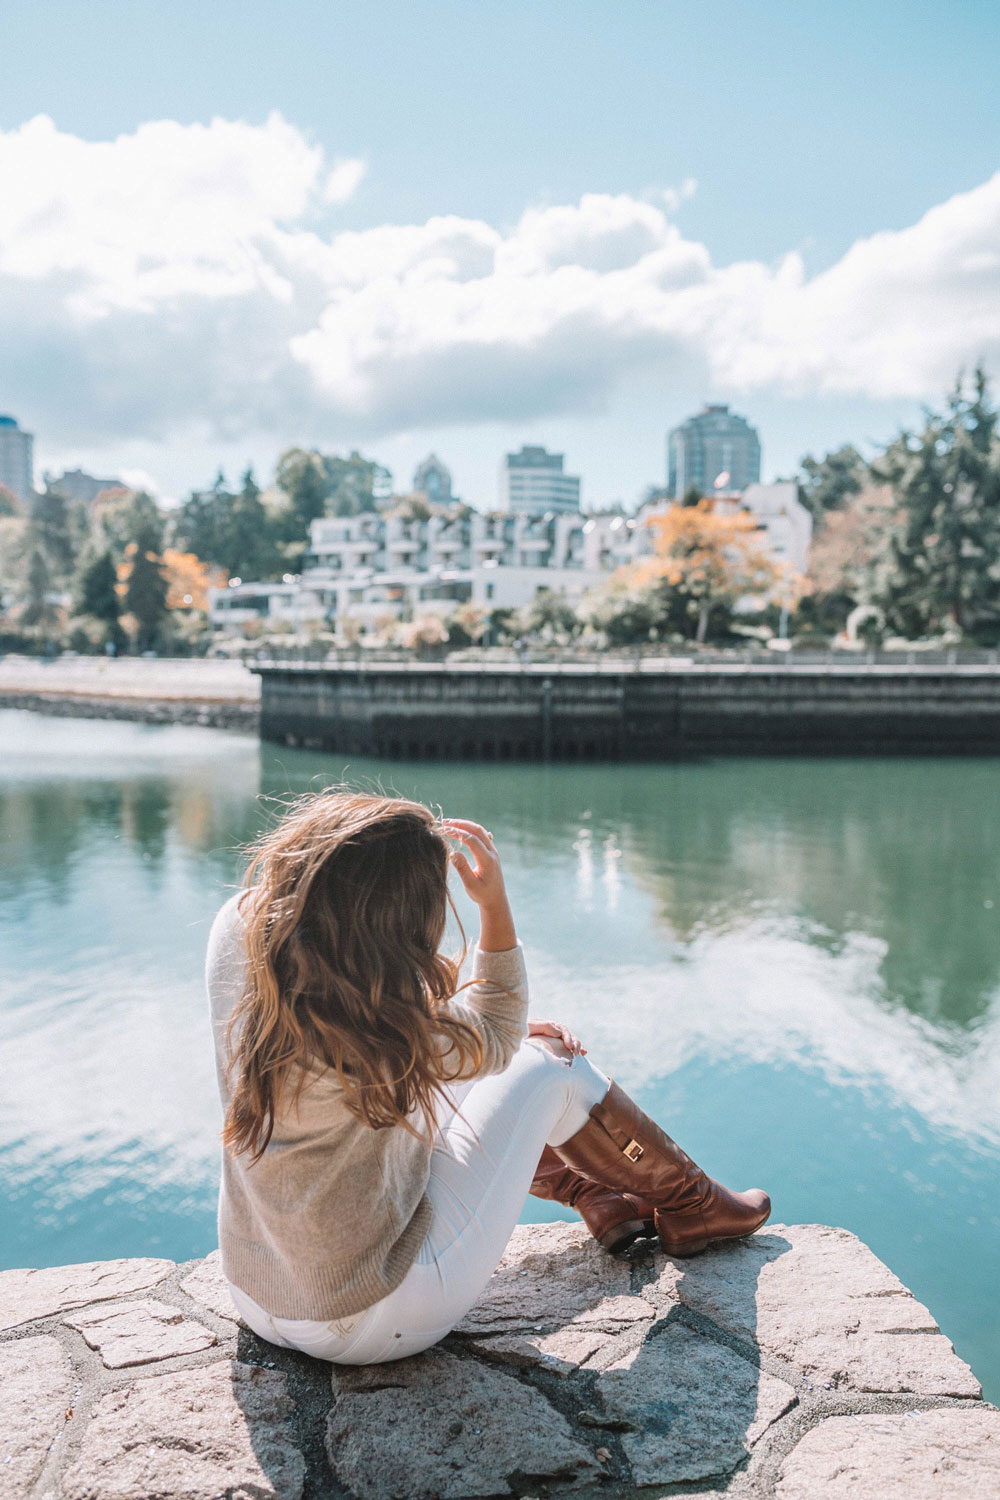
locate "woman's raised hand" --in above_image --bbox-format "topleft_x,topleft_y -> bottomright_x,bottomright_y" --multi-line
442,819 -> 502,903
442,818 -> 517,952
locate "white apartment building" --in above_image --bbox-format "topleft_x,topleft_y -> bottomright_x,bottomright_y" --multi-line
299,509 -> 631,625
738,482 -> 813,573
207,485 -> 810,635
207,580 -> 327,632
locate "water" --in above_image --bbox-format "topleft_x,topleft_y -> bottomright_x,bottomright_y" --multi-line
1,708 -> 998,1399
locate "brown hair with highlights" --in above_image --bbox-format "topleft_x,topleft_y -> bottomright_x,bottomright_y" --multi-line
222,790 -> 485,1162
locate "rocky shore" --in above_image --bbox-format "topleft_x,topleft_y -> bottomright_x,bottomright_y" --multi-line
2,1221 -> 996,1500
0,657 -> 260,733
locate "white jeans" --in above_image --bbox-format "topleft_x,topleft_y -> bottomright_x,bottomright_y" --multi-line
227,1036 -> 611,1363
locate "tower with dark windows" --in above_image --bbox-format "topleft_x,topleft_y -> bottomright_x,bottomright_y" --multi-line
498,445 -> 581,516
667,404 -> 761,498
0,415 -> 34,502
412,454 -> 453,504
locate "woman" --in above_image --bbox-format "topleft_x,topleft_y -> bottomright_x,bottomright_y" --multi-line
207,790 -> 769,1365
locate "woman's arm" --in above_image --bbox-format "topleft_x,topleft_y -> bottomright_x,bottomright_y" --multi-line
442,819 -> 516,951
441,819 -> 527,1074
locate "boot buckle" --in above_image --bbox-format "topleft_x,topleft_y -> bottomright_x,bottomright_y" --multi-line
623,1139 -> 644,1162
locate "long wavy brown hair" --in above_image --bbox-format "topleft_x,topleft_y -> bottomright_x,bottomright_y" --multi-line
222,790 -> 485,1162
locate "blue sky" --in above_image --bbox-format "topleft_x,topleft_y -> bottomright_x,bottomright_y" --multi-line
2,0 -> 999,507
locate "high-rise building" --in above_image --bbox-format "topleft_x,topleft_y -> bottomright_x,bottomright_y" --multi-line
412,454 -> 453,504
0,415 -> 34,503
667,404 -> 761,498
499,446 -> 580,516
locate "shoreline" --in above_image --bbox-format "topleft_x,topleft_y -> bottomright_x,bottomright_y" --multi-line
0,690 -> 259,732
0,657 -> 260,733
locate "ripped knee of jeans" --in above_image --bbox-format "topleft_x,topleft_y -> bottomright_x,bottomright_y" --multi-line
525,1034 -> 575,1065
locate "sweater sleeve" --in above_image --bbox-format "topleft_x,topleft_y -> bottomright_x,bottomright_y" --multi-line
440,942 -> 529,1078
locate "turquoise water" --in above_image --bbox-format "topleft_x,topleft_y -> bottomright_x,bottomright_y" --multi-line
1,708 -> 998,1398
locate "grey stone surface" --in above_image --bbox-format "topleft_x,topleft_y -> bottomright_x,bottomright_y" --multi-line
179,1249 -> 241,1322
465,1324 -> 612,1377
60,1359 -> 304,1500
597,1322 -> 797,1486
0,1228 -> 991,1500
327,1347 -> 603,1498
0,1258 -> 173,1332
776,1408 -> 1000,1499
64,1297 -> 217,1368
453,1221 -> 655,1334
0,1336 -> 74,1498
646,1223 -> 982,1396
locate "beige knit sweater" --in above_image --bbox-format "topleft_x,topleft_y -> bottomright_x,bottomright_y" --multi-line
206,891 -> 529,1320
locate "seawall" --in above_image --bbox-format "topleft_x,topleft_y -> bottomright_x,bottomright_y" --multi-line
255,659 -> 1000,759
2,1222 -> 995,1499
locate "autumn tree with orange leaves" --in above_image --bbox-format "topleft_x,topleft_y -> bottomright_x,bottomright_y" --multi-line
631,501 -> 779,642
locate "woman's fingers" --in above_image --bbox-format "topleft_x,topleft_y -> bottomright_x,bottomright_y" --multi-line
443,818 -> 494,845
449,848 -> 475,885
444,824 -> 493,870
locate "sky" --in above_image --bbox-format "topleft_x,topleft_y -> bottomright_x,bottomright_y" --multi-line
2,0 -> 999,510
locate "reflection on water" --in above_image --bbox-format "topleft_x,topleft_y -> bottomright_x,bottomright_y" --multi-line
1,709 -> 998,1398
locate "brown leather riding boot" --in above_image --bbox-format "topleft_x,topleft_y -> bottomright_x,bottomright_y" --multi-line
551,1081 -> 770,1258
529,1145 -> 656,1255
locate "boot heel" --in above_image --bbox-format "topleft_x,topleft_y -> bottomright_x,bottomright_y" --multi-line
598,1218 -> 647,1254
659,1236 -> 709,1257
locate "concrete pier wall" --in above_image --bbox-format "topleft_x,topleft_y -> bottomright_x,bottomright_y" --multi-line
254,661 -> 1000,758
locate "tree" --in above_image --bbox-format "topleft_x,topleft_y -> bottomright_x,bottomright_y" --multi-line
800,485 -> 895,635
161,549 -> 226,612
171,487 -> 224,565
123,524 -> 169,651
22,547 -> 55,627
275,448 -> 329,537
516,589 -> 581,645
633,501 -> 778,643
448,602 -> 488,645
583,583 -> 660,645
28,486 -> 76,578
0,484 -> 23,518
871,369 -> 1000,639
95,489 -> 164,558
799,445 -> 867,521
227,467 -> 281,578
323,451 -> 392,516
75,548 -> 120,624
171,468 -> 280,580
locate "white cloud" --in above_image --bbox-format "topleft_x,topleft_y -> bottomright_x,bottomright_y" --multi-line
324,157 -> 367,204
1,112 -> 998,451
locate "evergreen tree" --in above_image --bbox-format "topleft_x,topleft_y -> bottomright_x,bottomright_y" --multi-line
799,445 -> 868,521
96,489 -> 165,558
29,486 -> 76,578
171,487 -> 224,565
228,466 -> 280,577
23,547 -> 54,627
125,524 -> 169,651
872,370 -> 1000,638
275,448 -> 329,538
75,548 -> 121,625
322,451 -> 391,516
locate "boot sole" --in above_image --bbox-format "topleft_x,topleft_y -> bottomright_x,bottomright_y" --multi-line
659,1213 -> 771,1259
598,1219 -> 649,1255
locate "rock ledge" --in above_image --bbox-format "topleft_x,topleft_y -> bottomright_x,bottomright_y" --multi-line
0,1222 -> 994,1499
